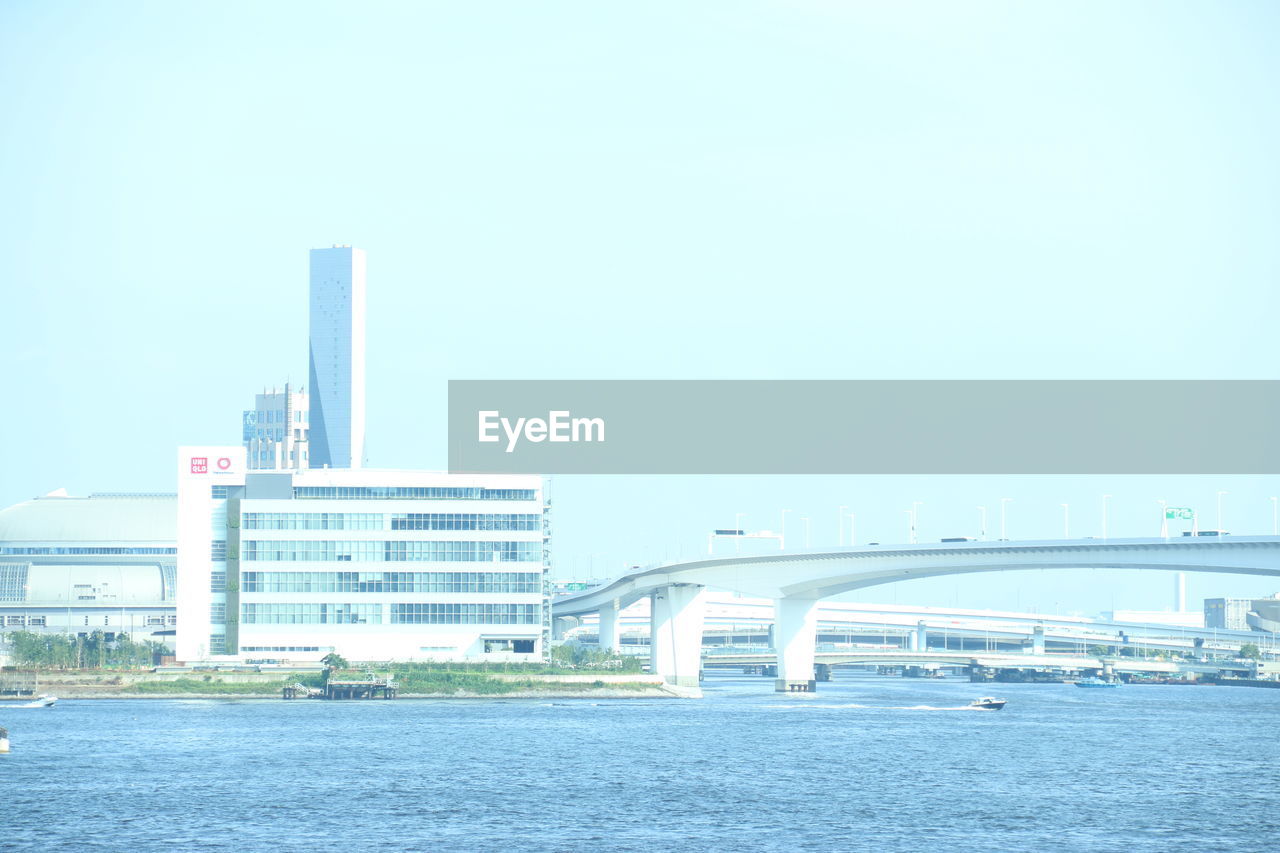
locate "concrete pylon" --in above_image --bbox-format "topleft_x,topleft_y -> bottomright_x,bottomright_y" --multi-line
597,599 -> 620,651
552,616 -> 578,641
1032,624 -> 1046,655
915,620 -> 928,652
774,596 -> 819,692
650,584 -> 706,687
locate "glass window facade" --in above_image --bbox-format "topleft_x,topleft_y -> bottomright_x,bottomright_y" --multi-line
0,563 -> 29,603
293,486 -> 537,501
243,512 -> 384,530
389,603 -> 539,624
0,547 -> 176,556
241,571 -> 541,594
241,540 -> 541,563
390,513 -> 540,531
241,603 -> 383,624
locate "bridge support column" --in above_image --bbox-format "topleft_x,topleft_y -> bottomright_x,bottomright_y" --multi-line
774,596 -> 819,692
915,621 -> 928,652
552,616 -> 578,641
650,584 -> 706,688
597,600 -> 620,651
1032,624 -> 1045,655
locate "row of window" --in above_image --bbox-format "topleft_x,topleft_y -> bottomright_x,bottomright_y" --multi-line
242,513 -> 384,530
240,540 -> 541,563
212,541 -> 226,561
390,513 -> 541,531
240,571 -> 542,594
293,487 -> 538,501
1,615 -> 173,628
390,603 -> 540,625
241,604 -> 384,624
235,602 -> 541,625
236,512 -> 544,532
0,547 -> 176,555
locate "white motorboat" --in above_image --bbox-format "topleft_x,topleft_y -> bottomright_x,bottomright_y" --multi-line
968,696 -> 1007,710
21,695 -> 57,708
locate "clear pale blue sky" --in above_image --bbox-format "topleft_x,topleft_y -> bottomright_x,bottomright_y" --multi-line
2,2 -> 1278,614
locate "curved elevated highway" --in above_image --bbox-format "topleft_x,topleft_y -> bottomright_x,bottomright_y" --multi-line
552,536 -> 1280,690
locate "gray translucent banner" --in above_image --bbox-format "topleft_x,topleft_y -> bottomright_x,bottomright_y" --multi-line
447,380 -> 1280,474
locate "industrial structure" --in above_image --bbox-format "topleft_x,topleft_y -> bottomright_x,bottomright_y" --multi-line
0,492 -> 177,643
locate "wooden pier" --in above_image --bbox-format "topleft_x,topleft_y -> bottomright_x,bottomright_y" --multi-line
283,679 -> 397,700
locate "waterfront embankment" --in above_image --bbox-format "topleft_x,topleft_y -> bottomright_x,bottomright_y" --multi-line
1,668 -> 686,699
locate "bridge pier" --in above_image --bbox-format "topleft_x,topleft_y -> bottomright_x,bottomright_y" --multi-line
596,600 -> 620,651
774,596 -> 819,692
1032,624 -> 1045,655
913,620 -> 927,652
552,616 -> 578,641
650,584 -> 706,687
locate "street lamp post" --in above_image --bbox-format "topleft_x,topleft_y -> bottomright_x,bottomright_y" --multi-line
1102,494 -> 1112,540
912,502 -> 923,544
1157,499 -> 1167,539
1000,498 -> 1012,540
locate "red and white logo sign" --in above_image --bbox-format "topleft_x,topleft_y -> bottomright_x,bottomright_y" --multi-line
190,457 -> 208,474
217,457 -> 232,471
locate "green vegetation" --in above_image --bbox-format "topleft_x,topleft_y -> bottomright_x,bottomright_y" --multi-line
131,678 -> 288,695
4,630 -> 167,670
1239,643 -> 1262,660
320,652 -> 350,671
548,644 -> 644,672
1088,645 -> 1111,658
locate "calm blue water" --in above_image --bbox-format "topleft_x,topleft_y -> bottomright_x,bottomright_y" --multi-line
3,674 -> 1278,852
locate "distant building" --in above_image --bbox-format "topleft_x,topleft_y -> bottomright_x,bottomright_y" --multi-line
243,383 -> 309,470
1205,598 -> 1254,631
0,492 -> 177,644
1105,610 -> 1205,629
177,447 -> 549,663
308,245 -> 366,469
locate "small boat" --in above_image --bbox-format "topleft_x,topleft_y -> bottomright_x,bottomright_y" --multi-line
0,726 -> 9,753
1075,677 -> 1120,688
20,695 -> 57,708
969,696 -> 1006,710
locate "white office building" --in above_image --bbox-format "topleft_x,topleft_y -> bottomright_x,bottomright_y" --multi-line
176,447 -> 548,663
308,245 -> 366,469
